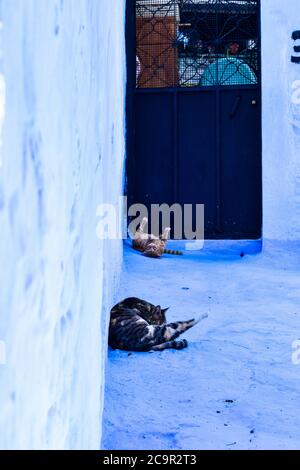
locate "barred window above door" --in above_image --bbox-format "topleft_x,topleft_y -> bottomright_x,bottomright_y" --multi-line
135,0 -> 259,88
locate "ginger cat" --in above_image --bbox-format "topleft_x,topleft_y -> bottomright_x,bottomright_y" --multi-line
132,217 -> 182,258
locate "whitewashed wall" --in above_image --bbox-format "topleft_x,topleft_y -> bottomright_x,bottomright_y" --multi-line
262,0 -> 300,240
0,0 -> 125,450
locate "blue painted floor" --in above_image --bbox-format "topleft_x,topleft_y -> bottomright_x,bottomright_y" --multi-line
103,240 -> 300,450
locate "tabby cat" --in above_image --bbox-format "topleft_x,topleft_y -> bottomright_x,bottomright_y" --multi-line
109,297 -> 208,352
132,217 -> 182,258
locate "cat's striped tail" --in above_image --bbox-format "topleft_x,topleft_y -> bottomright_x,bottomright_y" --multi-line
163,249 -> 183,256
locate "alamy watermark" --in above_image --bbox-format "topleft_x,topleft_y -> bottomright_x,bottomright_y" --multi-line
291,340 -> 300,365
0,340 -> 6,365
291,80 -> 300,134
96,197 -> 204,249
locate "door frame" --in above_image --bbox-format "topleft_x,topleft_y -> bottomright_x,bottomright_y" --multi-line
125,0 -> 263,240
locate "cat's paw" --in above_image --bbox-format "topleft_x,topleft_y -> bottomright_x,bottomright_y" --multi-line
175,339 -> 188,349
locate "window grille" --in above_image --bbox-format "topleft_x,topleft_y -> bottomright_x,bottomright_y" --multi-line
135,0 -> 259,88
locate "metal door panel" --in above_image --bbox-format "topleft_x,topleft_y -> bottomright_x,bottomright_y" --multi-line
133,93 -> 174,207
220,88 -> 262,238
177,91 -> 218,235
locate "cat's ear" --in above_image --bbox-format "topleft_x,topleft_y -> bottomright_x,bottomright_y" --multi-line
140,217 -> 148,230
162,307 -> 169,315
161,227 -> 171,240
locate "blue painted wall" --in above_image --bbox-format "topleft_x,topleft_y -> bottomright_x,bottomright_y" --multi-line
0,0 -> 125,449
262,0 -> 300,240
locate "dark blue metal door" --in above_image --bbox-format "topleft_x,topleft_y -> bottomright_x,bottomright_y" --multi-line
126,0 -> 262,239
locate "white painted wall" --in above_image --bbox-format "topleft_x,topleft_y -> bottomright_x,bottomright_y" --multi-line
262,0 -> 300,240
0,0 -> 125,450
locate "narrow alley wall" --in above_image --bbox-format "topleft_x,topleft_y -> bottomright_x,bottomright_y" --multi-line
0,0 -> 125,449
